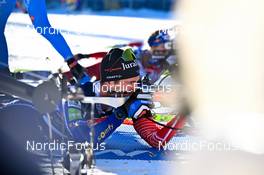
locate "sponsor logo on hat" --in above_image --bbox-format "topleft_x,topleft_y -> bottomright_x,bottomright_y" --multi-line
106,75 -> 122,79
105,67 -> 122,72
121,60 -> 138,71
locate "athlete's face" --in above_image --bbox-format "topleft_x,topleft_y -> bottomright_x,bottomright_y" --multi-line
151,43 -> 166,51
150,43 -> 170,57
100,76 -> 140,97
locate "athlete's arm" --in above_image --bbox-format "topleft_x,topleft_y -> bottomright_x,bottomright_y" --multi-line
115,92 -> 185,148
68,109 -> 125,144
26,0 -> 73,60
133,112 -> 186,148
68,90 -> 146,143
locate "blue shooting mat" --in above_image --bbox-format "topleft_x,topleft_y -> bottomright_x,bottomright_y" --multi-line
94,124 -> 192,161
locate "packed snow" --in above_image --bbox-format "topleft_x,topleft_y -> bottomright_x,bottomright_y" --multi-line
5,12 -> 177,72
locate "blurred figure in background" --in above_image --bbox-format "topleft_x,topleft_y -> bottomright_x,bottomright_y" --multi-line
140,27 -> 178,83
15,0 -> 27,13
63,0 -> 83,11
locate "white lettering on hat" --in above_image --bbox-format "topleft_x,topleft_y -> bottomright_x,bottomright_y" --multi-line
121,61 -> 138,70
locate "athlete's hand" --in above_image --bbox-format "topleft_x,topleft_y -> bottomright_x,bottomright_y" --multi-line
115,90 -> 153,119
66,54 -> 87,85
126,99 -> 152,119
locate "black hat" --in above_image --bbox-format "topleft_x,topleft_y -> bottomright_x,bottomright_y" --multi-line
100,48 -> 139,83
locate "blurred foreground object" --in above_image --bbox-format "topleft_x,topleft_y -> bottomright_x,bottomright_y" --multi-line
170,0 -> 264,174
178,0 -> 264,154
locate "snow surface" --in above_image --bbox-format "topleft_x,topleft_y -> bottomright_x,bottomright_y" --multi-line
5,12 -> 177,72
